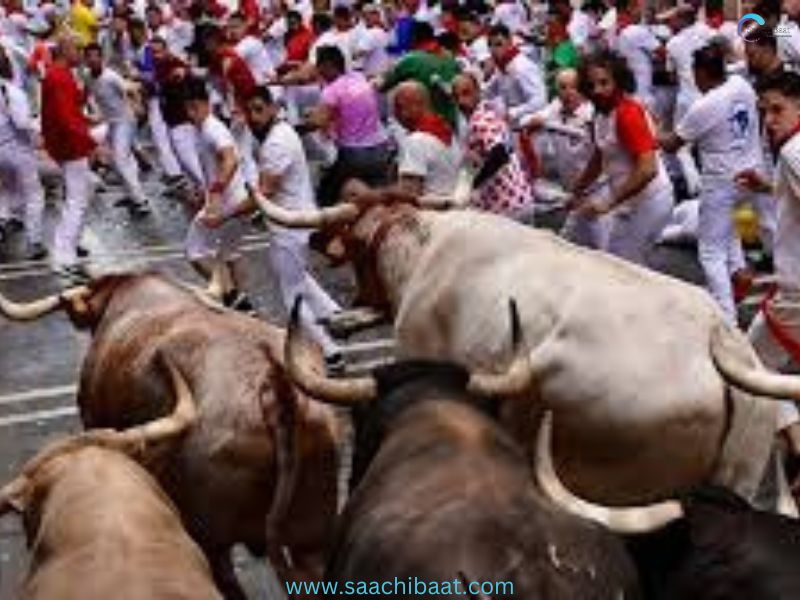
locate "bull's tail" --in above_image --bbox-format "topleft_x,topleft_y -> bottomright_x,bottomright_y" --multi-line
262,368 -> 300,557
710,322 -> 800,400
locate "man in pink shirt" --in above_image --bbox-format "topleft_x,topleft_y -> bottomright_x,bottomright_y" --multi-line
306,45 -> 392,206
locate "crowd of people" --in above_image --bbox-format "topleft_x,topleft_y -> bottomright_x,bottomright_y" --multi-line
3,0 -> 800,431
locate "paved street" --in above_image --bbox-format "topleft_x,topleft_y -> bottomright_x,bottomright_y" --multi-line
0,163 -> 712,598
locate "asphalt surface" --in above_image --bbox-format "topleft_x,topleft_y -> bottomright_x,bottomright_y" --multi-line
0,157 -> 713,598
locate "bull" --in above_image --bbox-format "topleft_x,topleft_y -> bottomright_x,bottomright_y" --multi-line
0,359 -> 223,599
0,271 -> 341,599
250,184 -> 800,528
283,297 -> 641,599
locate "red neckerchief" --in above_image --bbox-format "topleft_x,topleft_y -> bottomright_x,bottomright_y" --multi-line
706,10 -> 724,29
415,39 -> 440,54
414,112 -> 453,145
495,45 -> 520,72
616,11 -> 633,32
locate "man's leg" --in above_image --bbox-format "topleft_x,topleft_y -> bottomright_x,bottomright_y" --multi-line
148,99 -> 182,177
268,236 -> 341,358
111,120 -> 149,213
170,124 -> 205,190
53,158 -> 92,270
16,144 -> 45,254
606,186 -> 673,267
698,185 -> 739,323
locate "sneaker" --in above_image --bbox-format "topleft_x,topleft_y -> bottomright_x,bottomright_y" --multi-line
128,202 -> 151,219
77,246 -> 90,259
27,243 -> 48,261
223,290 -> 258,315
6,217 -> 23,233
53,263 -> 90,284
325,352 -> 346,376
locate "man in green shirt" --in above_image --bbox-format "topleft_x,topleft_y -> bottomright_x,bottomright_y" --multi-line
379,21 -> 461,127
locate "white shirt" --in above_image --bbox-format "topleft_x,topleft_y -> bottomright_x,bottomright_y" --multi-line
235,35 -> 275,83
531,98 -> 594,187
88,68 -> 134,123
257,120 -> 316,212
309,29 -> 355,68
567,10 -> 591,49
257,120 -> 316,239
614,24 -> 660,106
0,80 -> 34,144
494,53 -> 547,126
665,21 -> 712,110
467,36 -> 491,66
778,18 -> 800,73
494,1 -> 528,35
676,75 -> 763,182
197,114 -> 247,208
775,133 -> 800,289
354,25 -> 390,77
398,130 -> 461,196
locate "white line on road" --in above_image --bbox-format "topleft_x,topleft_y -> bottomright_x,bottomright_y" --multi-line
0,406 -> 77,428
0,384 -> 77,406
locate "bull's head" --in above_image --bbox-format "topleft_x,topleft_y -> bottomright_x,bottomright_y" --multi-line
250,180 -> 468,313
0,356 -> 197,534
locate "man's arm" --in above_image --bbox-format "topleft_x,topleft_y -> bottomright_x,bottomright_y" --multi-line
658,131 -> 685,154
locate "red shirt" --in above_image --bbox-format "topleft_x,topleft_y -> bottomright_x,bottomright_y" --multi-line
212,47 -> 257,107
285,27 -> 315,63
41,62 -> 95,162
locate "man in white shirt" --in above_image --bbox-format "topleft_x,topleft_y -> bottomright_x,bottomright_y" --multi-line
525,68 -> 606,249
227,11 -> 276,84
354,4 -> 390,78
613,1 -> 661,113
735,72 -> 800,465
487,23 -> 547,128
183,77 -> 254,312
780,0 -> 800,71
85,43 -> 150,218
394,81 -> 461,197
661,45 -> 765,324
240,86 -> 345,372
0,43 -> 44,258
456,9 -> 492,76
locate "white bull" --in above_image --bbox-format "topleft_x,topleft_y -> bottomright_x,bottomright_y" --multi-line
252,187 -> 800,525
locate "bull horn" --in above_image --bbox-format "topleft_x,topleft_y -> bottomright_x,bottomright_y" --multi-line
285,297 -> 377,405
0,285 -> 90,321
711,322 -> 800,400
467,299 -> 534,397
206,261 -> 227,301
534,411 -> 684,535
248,184 -> 360,229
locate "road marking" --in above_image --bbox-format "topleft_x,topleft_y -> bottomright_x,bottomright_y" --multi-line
0,406 -> 77,428
0,238 -> 274,281
0,384 -> 77,406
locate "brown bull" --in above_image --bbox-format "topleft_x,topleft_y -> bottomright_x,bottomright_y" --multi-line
0,272 -> 341,599
0,359 -> 223,599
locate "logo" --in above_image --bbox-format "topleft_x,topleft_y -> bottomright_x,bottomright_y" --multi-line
737,13 -> 795,41
737,13 -> 766,42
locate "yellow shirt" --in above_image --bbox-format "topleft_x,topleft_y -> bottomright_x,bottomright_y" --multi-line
70,1 -> 98,47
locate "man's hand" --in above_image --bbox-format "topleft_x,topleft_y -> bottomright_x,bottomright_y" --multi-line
735,168 -> 772,193
574,196 -> 612,218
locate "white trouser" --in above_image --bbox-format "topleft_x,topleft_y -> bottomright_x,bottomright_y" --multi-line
606,184 -> 674,267
751,191 -> 777,256
148,99 -> 181,177
748,290 -> 800,430
170,123 -> 205,189
698,181 -> 748,323
0,140 -> 44,245
53,158 -> 92,266
268,230 -> 341,356
109,120 -> 147,205
561,211 -> 610,250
